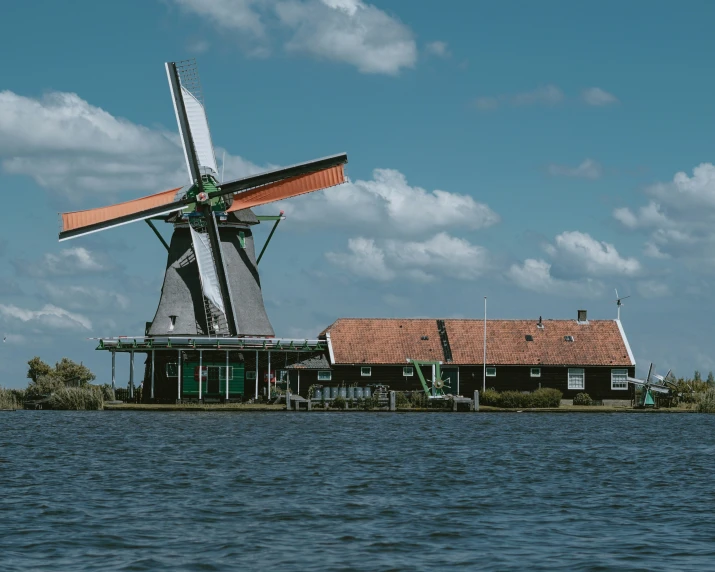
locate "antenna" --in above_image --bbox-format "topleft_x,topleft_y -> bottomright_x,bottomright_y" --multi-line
615,288 -> 630,321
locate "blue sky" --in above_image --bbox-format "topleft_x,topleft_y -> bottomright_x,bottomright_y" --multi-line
1,0 -> 715,387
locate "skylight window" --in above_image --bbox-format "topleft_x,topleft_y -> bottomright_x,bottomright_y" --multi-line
525,335 -> 533,341
564,335 -> 575,342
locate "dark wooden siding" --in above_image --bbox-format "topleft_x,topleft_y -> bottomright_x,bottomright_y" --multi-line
328,364 -> 635,400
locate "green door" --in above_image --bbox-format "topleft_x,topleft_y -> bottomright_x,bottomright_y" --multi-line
442,368 -> 458,395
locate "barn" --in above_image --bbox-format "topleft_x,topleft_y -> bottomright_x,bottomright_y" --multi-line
291,311 -> 635,403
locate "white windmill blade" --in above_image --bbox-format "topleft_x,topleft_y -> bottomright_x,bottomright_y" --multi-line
166,59 -> 218,183
649,384 -> 671,394
627,377 -> 647,386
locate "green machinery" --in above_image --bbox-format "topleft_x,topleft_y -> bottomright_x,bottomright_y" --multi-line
407,359 -> 450,398
168,361 -> 244,399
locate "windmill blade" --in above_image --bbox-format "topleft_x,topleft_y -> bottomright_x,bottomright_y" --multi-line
646,363 -> 654,384
649,383 -> 671,394
166,60 -> 212,185
627,377 -> 647,387
59,187 -> 187,241
218,153 -> 348,210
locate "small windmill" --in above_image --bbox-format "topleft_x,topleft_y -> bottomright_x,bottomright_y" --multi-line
627,363 -> 671,407
58,59 -> 348,338
615,289 -> 630,321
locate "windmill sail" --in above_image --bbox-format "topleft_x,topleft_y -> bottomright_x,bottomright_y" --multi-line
166,60 -> 217,181
189,225 -> 226,316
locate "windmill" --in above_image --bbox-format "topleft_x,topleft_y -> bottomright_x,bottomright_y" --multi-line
627,363 -> 671,407
58,59 -> 348,340
615,289 -> 630,321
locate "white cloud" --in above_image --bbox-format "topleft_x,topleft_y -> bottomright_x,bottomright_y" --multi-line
326,232 -> 490,282
581,87 -> 618,106
614,163 -> 715,265
506,258 -> 603,297
0,90 -> 185,198
0,304 -> 92,331
326,237 -> 395,281
548,158 -> 603,180
172,0 -> 417,75
425,41 -> 450,58
273,168 -> 500,236
18,247 -> 108,278
547,231 -> 641,278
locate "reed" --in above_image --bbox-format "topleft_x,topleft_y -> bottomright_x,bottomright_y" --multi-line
0,387 -> 18,410
694,389 -> 715,413
47,387 -> 104,411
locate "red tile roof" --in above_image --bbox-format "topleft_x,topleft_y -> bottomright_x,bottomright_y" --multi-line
322,318 -> 634,367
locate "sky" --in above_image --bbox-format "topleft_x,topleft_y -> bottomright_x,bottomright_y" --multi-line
1,0 -> 715,387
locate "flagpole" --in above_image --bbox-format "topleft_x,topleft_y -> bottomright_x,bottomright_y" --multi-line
483,296 -> 487,393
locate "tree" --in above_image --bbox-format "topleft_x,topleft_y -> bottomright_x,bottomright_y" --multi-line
694,370 -> 702,382
27,357 -> 52,383
708,372 -> 715,385
54,358 -> 96,386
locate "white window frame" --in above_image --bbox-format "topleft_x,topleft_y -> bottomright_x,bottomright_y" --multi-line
318,371 -> 332,381
361,367 -> 372,377
611,368 -> 628,390
486,367 -> 496,377
530,367 -> 541,378
403,366 -> 414,377
568,368 -> 585,390
246,370 -> 257,380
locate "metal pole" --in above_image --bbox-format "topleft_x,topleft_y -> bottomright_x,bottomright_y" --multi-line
111,351 -> 116,392
255,350 -> 258,400
431,363 -> 436,397
225,350 -> 229,400
483,296 -> 487,393
129,351 -> 134,399
268,351 -> 272,400
177,350 -> 182,402
298,370 -> 300,396
457,367 -> 460,395
199,350 -> 203,401
151,349 -> 155,401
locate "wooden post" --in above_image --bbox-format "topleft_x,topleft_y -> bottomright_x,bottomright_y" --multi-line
389,390 -> 396,411
474,390 -> 479,412
111,350 -> 116,392
129,351 -> 134,399
199,350 -> 203,401
297,370 -> 300,395
177,350 -> 182,403
286,391 -> 291,410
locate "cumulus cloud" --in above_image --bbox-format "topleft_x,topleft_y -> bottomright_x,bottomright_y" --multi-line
613,163 -> 715,265
273,168 -> 500,236
547,158 -> 603,180
15,247 -> 110,278
506,259 -> 603,297
581,87 -> 618,106
0,90 -> 185,198
326,232 -> 490,282
0,304 -> 92,331
507,231 -> 641,296
545,231 -> 641,278
172,0 -> 417,75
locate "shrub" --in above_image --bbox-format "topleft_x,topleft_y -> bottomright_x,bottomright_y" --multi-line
331,395 -> 346,410
47,387 -> 103,410
395,392 -> 410,409
478,388 -> 562,408
25,375 -> 64,401
410,391 -> 427,408
0,387 -> 18,410
573,392 -> 593,406
529,388 -> 562,407
695,389 -> 715,413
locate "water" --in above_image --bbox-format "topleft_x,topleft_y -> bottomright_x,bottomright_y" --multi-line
1,411 -> 714,571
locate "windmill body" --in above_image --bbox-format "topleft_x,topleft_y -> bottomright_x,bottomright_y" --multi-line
57,59 -> 348,402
